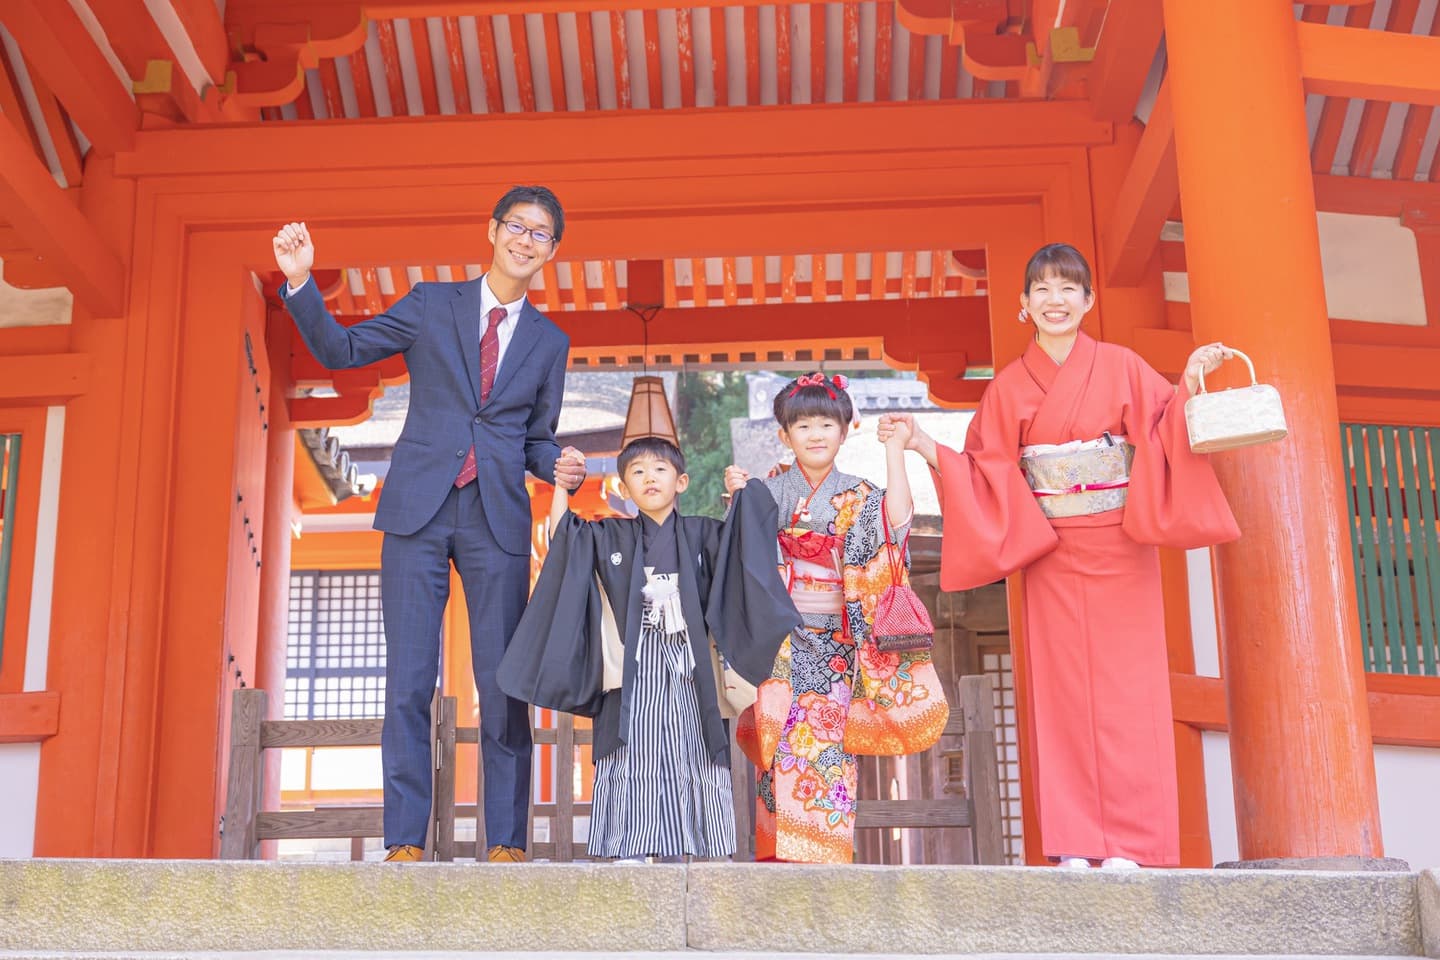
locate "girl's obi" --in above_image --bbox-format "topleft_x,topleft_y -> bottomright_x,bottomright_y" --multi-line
779,530 -> 846,617
1019,433 -> 1135,519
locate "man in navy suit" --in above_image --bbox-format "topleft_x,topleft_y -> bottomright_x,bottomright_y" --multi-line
272,186 -> 585,863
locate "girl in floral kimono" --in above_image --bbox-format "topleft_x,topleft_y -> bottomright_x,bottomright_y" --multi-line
724,373 -> 950,863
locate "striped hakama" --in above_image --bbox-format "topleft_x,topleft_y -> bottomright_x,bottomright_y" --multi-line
588,576 -> 736,859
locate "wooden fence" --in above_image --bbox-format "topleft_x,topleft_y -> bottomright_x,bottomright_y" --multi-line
220,688 -> 457,860
221,673 -> 1002,863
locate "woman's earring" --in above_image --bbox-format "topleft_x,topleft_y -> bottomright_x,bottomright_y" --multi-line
1017,308 -> 1031,324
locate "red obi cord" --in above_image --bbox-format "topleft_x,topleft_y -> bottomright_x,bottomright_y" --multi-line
1031,478 -> 1130,498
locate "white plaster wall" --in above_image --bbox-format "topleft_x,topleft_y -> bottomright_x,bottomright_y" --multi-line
0,744 -> 40,856
1317,212 -> 1427,326
1202,732 -> 1440,869
1186,548 -> 1221,678
1162,212 -> 1428,328
0,260 -> 73,327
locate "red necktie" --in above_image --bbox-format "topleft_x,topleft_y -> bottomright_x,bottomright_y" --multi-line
455,305 -> 507,488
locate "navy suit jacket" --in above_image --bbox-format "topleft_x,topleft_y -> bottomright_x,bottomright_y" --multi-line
282,276 -> 567,553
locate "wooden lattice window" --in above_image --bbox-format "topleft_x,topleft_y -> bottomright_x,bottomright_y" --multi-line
285,570 -> 388,719
1341,424 -> 1440,676
0,433 -> 19,665
979,643 -> 1023,864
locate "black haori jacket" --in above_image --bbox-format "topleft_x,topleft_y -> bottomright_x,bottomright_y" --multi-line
498,480 -> 797,764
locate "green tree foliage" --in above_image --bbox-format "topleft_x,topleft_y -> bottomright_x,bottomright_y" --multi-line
675,371 -> 748,518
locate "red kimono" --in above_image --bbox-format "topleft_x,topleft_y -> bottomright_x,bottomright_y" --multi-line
932,333 -> 1239,865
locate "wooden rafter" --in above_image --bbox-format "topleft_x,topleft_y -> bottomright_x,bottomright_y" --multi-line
22,53 -> 83,187
1347,0 -> 1421,178
541,14 -> 566,111
742,5 -> 758,105
0,0 -> 138,155
509,13 -> 537,111
168,0 -> 228,83
609,11 -> 631,110
710,8 -> 728,107
318,58 -> 345,119
0,111 -> 124,316
842,2 -> 859,103
573,11 -> 599,110
0,40 -> 44,164
348,42 -> 378,117
676,9 -> 695,108
641,9 -> 662,108
475,14 -> 504,113
1307,2 -> 1370,174
406,18 -> 441,114
874,1 -> 892,102
374,20 -> 409,115
1088,0 -> 1163,122
811,3 -> 826,103
439,18 -> 470,113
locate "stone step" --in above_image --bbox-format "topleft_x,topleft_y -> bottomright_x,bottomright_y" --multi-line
0,860 -> 1433,956
0,954 -> 1423,960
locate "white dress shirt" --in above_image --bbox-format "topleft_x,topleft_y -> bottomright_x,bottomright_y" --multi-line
478,273 -> 523,373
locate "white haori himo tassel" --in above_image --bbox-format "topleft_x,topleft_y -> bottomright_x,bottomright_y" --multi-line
640,568 -> 694,673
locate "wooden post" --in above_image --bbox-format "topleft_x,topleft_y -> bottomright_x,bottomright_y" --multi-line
554,712 -> 575,861
1163,0 -> 1384,861
960,675 -> 1004,865
433,695 -> 458,862
219,688 -> 266,859
728,723 -> 755,862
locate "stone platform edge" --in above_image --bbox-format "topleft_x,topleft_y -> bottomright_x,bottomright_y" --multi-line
0,859 -> 1431,956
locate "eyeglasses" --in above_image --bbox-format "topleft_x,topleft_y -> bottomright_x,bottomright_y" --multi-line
499,219 -> 555,245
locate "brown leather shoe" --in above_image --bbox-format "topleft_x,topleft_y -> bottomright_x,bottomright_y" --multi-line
486,844 -> 526,863
384,844 -> 424,862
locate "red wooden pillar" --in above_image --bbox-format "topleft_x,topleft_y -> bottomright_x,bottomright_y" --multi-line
1162,0 -> 1384,861
254,305 -> 297,858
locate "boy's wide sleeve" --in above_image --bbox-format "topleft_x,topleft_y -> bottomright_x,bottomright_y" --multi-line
705,478 -> 799,685
497,512 -> 606,717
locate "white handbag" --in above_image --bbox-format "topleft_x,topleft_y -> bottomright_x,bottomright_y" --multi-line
1184,347 -> 1288,454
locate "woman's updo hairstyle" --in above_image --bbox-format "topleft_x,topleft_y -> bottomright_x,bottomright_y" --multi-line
1024,242 -> 1093,296
773,372 -> 854,430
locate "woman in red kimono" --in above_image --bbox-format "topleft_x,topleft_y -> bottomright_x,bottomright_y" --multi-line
879,243 -> 1240,869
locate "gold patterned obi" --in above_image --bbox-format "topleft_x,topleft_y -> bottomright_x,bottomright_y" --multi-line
1020,433 -> 1135,520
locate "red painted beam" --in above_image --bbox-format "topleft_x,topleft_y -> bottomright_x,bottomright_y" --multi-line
115,99 -> 1113,177
558,293 -> 991,353
1298,20 -> 1440,106
0,691 -> 60,744
1171,672 -> 1440,749
0,0 -> 138,154
1103,83 -> 1176,285
0,116 -> 125,317
1313,173 -> 1440,217
0,354 -> 91,402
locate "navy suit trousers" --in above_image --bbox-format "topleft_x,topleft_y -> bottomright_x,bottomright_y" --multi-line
379,482 -> 532,849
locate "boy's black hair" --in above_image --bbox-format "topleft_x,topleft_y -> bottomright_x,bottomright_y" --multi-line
617,436 -> 687,477
773,373 -> 854,430
492,185 -> 565,242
